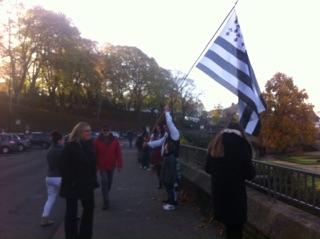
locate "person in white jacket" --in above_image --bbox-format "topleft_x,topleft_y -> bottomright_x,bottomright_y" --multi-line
147,105 -> 181,208
147,105 -> 180,156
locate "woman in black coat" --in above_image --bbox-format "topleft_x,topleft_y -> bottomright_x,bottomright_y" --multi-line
60,122 -> 99,239
205,123 -> 256,239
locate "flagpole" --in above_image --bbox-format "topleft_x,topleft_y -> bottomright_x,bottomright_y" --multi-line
183,0 -> 239,80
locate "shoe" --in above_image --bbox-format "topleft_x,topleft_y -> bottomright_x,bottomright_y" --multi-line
40,217 -> 54,227
162,200 -> 178,206
162,204 -> 176,211
102,203 -> 109,210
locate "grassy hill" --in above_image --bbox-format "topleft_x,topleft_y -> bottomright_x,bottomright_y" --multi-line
0,102 -> 155,132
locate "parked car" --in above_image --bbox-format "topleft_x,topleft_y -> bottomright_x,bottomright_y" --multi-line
16,133 -> 32,149
0,134 -> 19,154
91,132 -> 100,139
6,133 -> 29,152
29,132 -> 51,149
111,131 -> 120,138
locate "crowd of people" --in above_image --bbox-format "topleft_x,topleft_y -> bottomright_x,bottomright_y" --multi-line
38,104 -> 255,239
39,122 -> 123,239
135,105 -> 181,210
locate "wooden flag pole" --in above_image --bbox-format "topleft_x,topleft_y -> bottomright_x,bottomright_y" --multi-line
150,111 -> 165,136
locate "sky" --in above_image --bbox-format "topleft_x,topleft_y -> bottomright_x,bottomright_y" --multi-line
2,0 -> 320,113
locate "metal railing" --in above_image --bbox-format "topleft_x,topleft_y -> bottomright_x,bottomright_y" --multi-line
180,145 -> 320,216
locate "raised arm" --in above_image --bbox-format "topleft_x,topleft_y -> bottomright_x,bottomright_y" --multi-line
165,112 -> 180,141
147,134 -> 167,149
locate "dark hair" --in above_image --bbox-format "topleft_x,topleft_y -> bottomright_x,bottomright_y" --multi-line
153,123 -> 165,137
226,122 -> 251,147
102,125 -> 110,131
227,122 -> 245,136
51,131 -> 63,144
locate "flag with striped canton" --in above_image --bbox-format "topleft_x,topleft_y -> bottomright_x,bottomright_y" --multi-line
197,11 -> 266,135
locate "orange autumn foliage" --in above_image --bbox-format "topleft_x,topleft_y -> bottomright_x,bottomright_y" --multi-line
259,73 -> 317,153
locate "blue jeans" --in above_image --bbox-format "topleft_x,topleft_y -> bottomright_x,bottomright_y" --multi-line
99,170 -> 114,207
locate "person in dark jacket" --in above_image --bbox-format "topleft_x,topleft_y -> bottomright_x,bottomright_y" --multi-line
135,126 -> 148,167
60,122 -> 99,239
127,130 -> 134,148
147,105 -> 181,199
40,131 -> 64,227
94,125 -> 123,210
160,140 -> 178,211
150,124 -> 165,189
205,122 -> 256,239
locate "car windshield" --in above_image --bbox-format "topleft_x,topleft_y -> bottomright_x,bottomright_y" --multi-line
13,135 -> 21,140
18,134 -> 25,139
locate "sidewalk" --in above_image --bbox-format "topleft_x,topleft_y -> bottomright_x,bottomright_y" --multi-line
52,146 -> 221,239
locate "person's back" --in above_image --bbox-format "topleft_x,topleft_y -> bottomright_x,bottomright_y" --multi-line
41,131 -> 64,227
47,144 -> 63,177
205,125 -> 256,239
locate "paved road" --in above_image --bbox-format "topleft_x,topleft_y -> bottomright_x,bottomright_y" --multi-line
53,145 -> 220,239
1,145 -> 220,239
0,149 -> 65,239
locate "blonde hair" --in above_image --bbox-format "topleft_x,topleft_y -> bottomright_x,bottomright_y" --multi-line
208,133 -> 224,157
68,122 -> 91,142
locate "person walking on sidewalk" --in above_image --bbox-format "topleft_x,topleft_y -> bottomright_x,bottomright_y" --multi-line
205,122 -> 256,239
127,130 -> 134,148
141,127 -> 151,171
60,122 -> 99,239
135,126 -> 148,167
94,125 -> 123,210
40,131 -> 64,227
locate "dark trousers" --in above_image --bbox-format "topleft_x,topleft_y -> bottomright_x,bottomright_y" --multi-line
154,165 -> 162,186
225,224 -> 243,239
164,183 -> 176,205
100,170 -> 114,207
137,150 -> 143,164
65,193 -> 95,239
141,149 -> 150,168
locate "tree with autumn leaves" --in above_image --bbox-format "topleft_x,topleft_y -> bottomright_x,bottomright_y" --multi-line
259,73 -> 318,153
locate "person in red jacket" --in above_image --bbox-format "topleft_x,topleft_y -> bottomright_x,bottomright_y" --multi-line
94,125 -> 123,210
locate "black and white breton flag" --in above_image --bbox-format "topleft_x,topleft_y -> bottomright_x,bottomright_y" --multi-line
197,11 -> 266,135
